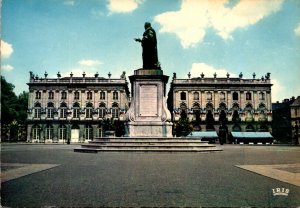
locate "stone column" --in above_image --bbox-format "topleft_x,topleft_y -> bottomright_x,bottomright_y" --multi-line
79,124 -> 85,142
27,124 -> 32,142
92,124 -> 98,140
53,124 -> 59,142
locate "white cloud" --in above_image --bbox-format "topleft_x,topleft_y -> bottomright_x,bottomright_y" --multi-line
107,0 -> 143,14
1,64 -> 14,72
155,0 -> 284,48
59,59 -> 103,78
271,79 -> 285,103
78,59 -> 102,67
1,40 -> 13,59
294,22 -> 300,37
64,0 -> 75,6
190,62 -> 237,78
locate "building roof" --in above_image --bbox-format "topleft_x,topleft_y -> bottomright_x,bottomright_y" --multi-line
231,132 -> 273,138
290,96 -> 300,107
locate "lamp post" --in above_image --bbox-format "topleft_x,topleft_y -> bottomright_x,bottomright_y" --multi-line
67,117 -> 71,144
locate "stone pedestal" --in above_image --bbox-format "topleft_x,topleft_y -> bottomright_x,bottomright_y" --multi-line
126,69 -> 173,137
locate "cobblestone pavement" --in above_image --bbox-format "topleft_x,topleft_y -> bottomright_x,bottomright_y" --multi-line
1,143 -> 300,207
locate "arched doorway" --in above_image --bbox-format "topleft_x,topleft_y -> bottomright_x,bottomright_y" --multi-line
206,103 -> 214,131
219,103 -> 227,124
192,102 -> 201,130
71,124 -> 80,143
180,102 -> 187,119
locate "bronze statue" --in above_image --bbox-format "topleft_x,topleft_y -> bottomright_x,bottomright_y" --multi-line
135,22 -> 160,69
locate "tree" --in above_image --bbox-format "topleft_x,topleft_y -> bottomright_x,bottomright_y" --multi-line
102,118 -> 115,131
1,76 -> 28,124
174,117 -> 193,137
17,91 -> 29,123
1,76 -> 18,124
115,120 -> 125,137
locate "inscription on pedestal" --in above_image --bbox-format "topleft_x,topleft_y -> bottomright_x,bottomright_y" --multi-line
139,85 -> 157,116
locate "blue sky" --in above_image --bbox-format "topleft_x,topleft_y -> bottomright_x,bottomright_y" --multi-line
1,0 -> 300,102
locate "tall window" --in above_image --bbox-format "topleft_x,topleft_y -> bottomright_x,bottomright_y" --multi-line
219,102 -> 226,110
45,125 -> 53,140
112,103 -> 119,118
87,91 -> 93,100
48,91 -> 54,99
113,91 -> 118,100
73,102 -> 80,118
232,103 -> 240,122
47,102 -> 54,118
206,103 -> 213,111
61,91 -> 67,99
59,125 -> 67,141
180,92 -> 186,100
205,103 -> 214,130
98,125 -> 103,137
74,91 -> 80,100
245,103 -> 253,111
85,125 -> 93,140
99,103 -> 106,119
207,92 -> 212,101
86,103 -> 93,119
35,91 -> 41,99
34,102 -> 41,118
100,91 -> 105,100
193,92 -> 199,100
60,102 -> 67,118
232,92 -> 239,101
192,103 -> 201,121
259,92 -> 265,100
180,102 -> 187,118
220,92 -> 225,101
232,103 -> 239,110
246,92 -> 252,101
258,103 -> 266,113
219,103 -> 227,123
32,125 -> 40,140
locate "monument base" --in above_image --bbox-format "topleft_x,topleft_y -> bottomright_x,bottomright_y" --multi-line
127,121 -> 173,137
126,68 -> 173,137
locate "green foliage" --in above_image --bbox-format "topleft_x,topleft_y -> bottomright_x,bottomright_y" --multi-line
1,76 -> 28,124
174,117 -> 193,137
102,118 -> 115,131
114,120 -> 125,137
102,118 -> 126,137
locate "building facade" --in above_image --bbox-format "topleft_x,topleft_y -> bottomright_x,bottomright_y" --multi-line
272,96 -> 300,143
167,72 -> 272,140
290,96 -> 300,127
291,96 -> 300,144
26,71 -> 130,143
272,98 -> 294,142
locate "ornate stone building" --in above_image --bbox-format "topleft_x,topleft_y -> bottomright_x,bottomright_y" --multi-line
26,71 -> 130,143
167,72 -> 272,139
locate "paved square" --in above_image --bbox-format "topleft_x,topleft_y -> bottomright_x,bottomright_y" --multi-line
1,144 -> 300,207
236,164 -> 300,187
1,163 -> 60,183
